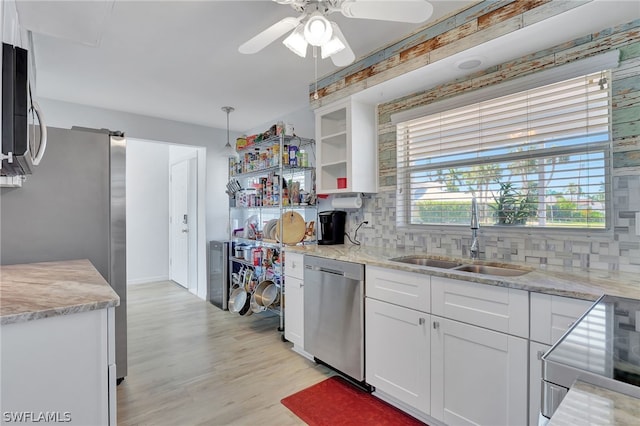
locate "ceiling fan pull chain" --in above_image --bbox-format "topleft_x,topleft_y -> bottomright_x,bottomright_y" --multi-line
313,46 -> 319,100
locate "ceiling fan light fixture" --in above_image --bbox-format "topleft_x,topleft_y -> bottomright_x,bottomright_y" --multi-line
304,12 -> 332,46
321,22 -> 346,58
283,24 -> 308,57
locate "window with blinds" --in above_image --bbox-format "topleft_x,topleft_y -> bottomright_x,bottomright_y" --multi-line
396,71 -> 611,229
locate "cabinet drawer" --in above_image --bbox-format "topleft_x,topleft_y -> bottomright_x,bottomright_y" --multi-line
530,293 -> 592,345
366,266 -> 430,312
285,252 -> 305,279
431,276 -> 529,338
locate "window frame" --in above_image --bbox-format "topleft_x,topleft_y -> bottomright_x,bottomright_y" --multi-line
394,70 -> 615,233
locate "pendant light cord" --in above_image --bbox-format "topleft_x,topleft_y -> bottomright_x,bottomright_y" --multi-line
222,106 -> 235,147
313,46 -> 319,100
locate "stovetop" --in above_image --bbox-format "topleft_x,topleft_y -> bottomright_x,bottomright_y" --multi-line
544,295 -> 640,388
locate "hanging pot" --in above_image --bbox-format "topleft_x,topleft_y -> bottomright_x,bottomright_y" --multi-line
254,280 -> 280,307
228,288 -> 247,314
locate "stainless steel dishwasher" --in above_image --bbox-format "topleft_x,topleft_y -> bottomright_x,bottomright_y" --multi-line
304,255 -> 365,382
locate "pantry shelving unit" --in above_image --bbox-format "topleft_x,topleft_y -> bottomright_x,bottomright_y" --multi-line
227,134 -> 317,334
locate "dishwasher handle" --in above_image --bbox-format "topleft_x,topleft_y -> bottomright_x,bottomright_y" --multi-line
306,264 -> 345,277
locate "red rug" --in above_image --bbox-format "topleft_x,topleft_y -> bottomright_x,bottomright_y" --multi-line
281,376 -> 426,425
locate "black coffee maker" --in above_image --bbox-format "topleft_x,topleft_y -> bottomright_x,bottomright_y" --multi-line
318,210 -> 347,245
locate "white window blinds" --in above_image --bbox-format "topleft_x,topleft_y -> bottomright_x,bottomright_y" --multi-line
396,71 -> 611,229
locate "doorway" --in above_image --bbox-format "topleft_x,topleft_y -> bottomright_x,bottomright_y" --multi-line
126,139 -> 207,299
169,155 -> 198,292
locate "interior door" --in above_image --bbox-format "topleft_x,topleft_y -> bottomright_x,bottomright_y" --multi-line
170,159 -> 189,288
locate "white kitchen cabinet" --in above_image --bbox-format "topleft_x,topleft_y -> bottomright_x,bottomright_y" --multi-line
315,97 -> 378,194
528,293 -> 591,425
366,298 -> 430,415
365,265 -> 530,425
284,251 -> 305,280
431,276 -> 529,338
366,265 -> 430,312
431,316 -> 528,426
284,276 -> 304,348
2,0 -> 22,46
1,307 -> 116,426
530,292 -> 592,345
284,252 -> 311,358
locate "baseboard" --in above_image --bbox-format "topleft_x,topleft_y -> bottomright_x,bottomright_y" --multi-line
372,389 -> 444,426
291,345 -> 314,361
127,275 -> 170,285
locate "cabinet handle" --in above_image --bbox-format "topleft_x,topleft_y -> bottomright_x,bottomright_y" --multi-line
299,282 -> 304,288
419,318 -> 425,325
433,321 -> 440,329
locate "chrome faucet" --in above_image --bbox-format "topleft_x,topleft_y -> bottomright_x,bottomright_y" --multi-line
470,197 -> 480,260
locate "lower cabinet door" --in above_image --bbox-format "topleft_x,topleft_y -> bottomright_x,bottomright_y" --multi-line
365,298 -> 430,415
284,276 -> 304,348
431,317 -> 528,426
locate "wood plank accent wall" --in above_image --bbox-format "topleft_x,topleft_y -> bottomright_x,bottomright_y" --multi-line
308,0 -> 588,108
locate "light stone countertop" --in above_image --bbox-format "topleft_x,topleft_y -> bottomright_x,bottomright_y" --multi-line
285,244 -> 640,301
0,259 -> 120,325
548,381 -> 640,426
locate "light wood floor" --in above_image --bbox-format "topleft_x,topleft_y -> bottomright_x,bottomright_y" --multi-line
117,281 -> 331,426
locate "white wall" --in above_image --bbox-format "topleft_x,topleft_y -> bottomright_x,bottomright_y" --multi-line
244,106 -> 315,140
126,140 -> 170,285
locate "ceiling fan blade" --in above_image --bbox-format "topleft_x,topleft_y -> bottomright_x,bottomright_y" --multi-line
329,24 -> 355,67
239,16 -> 301,54
340,0 -> 434,23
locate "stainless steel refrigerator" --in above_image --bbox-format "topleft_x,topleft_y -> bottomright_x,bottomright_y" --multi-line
0,126 -> 128,380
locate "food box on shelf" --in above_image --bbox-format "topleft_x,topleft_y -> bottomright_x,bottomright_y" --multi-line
245,134 -> 257,147
236,137 -> 247,150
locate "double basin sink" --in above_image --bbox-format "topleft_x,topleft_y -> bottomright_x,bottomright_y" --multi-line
390,255 -> 531,277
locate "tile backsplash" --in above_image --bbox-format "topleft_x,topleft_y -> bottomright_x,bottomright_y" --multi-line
346,173 -> 640,273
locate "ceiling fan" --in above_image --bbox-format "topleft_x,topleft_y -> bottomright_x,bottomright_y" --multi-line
239,0 -> 434,67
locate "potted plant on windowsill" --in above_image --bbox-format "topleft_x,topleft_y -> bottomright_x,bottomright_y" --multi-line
490,181 -> 537,225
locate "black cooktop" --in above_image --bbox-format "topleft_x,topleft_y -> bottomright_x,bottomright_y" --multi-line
545,295 -> 640,387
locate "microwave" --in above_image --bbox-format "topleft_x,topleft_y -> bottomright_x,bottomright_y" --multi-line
1,42 -> 46,177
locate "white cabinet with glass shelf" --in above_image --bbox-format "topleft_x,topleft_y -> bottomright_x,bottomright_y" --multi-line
227,134 -> 317,334
315,97 -> 378,194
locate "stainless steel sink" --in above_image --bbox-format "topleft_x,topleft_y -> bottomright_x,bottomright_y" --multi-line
390,256 -> 462,269
453,264 -> 530,277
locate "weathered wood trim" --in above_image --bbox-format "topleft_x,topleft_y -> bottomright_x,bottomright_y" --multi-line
476,0 -> 548,30
613,150 -> 640,168
310,0 -> 598,103
613,136 -> 640,153
613,165 -> 640,176
522,0 -> 590,27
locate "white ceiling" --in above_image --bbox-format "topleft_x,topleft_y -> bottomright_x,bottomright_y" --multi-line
23,0 -> 473,132
19,1 -> 640,132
